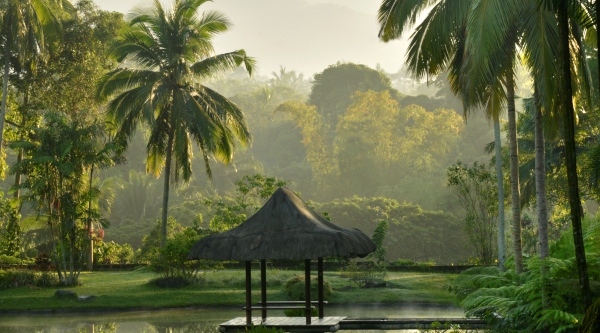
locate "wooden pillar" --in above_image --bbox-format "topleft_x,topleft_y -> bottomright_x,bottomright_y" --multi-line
245,260 -> 252,325
318,257 -> 324,318
305,259 -> 311,325
261,259 -> 267,321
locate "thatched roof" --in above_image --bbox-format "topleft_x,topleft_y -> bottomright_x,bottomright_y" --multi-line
187,187 -> 375,261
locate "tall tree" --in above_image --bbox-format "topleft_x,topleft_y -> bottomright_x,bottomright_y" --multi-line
0,0 -> 70,147
96,0 -> 255,246
11,112 -> 113,285
493,117 -> 506,270
555,0 -> 592,310
377,0 -> 521,271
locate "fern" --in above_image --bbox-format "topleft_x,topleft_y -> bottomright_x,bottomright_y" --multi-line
449,216 -> 600,332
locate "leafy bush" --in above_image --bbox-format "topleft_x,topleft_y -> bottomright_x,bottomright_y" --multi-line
35,271 -> 59,287
136,218 -> 185,263
393,259 -> 417,266
283,275 -> 332,301
0,269 -> 35,290
0,254 -> 23,265
150,275 -> 203,288
149,227 -> 219,280
117,243 -> 135,264
95,241 -> 135,264
201,268 -> 294,288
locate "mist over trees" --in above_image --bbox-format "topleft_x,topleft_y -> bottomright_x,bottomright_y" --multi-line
5,0 -> 600,283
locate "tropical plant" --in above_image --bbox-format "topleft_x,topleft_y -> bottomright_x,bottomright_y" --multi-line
10,112 -> 114,285
369,220 -> 388,267
96,0 -> 255,247
0,0 -> 73,147
376,0 -> 522,272
447,161 -> 498,265
449,213 -> 600,332
0,192 -> 20,256
149,227 -> 205,278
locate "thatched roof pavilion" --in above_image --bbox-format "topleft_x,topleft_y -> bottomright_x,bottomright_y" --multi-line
187,187 -> 375,261
187,187 -> 375,325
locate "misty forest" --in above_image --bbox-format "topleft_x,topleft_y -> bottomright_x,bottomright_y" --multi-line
1,0 -> 600,332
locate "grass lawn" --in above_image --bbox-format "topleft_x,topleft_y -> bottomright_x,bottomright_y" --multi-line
0,268 -> 458,311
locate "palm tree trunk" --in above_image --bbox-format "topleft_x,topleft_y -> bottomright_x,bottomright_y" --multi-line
161,134 -> 174,247
1,38 -> 11,147
494,117 -> 506,271
507,74 -> 523,273
557,1 -> 592,310
87,164 -> 94,271
534,85 -> 549,309
597,0 -> 600,93
534,88 -> 549,260
13,89 -> 28,199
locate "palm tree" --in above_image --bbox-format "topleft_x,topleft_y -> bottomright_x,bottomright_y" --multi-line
493,117 -> 506,270
0,0 -> 69,147
96,0 -> 255,246
445,0 -> 593,307
555,0 -> 592,310
466,0 -> 593,310
377,0 -> 518,271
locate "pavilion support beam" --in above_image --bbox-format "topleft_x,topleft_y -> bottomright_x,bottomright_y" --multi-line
318,257 -> 324,318
261,259 -> 267,320
305,259 -> 311,325
245,260 -> 252,325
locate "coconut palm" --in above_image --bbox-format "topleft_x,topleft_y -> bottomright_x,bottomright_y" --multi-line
377,0 -> 516,271
466,0 -> 593,310
554,0 -> 592,310
96,0 -> 255,246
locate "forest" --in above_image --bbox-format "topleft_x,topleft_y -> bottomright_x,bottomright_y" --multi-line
0,0 -> 600,332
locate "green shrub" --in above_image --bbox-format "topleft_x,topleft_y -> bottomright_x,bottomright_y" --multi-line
117,243 -> 135,264
0,254 -> 22,265
417,260 -> 436,267
150,228 -> 204,278
150,275 -> 204,288
283,275 -> 333,301
35,271 -> 59,287
393,259 -> 417,266
0,269 -> 36,290
0,269 -> 60,290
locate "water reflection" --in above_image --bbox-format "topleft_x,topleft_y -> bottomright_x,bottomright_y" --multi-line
0,304 -> 464,333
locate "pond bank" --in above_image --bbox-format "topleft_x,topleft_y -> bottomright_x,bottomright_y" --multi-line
0,270 -> 459,312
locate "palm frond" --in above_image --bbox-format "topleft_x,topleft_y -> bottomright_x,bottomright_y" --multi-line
190,50 -> 255,78
378,0 -> 441,42
406,0 -> 470,80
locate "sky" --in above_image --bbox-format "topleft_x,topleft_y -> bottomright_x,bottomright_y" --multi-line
92,0 -> 410,78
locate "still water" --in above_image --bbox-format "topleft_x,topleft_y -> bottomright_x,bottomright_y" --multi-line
0,304 -> 465,333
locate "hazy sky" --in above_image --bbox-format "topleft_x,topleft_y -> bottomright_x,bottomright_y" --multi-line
92,0 -> 410,77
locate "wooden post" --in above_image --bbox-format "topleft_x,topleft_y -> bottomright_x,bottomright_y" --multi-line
261,259 -> 267,321
305,259 -> 311,325
318,257 -> 324,318
246,260 -> 252,325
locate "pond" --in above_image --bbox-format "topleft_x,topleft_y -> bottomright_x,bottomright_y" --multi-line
0,304 -> 465,333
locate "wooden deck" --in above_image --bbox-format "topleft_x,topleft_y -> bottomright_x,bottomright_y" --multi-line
220,317 -> 489,332
219,316 -> 347,332
339,317 -> 489,330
